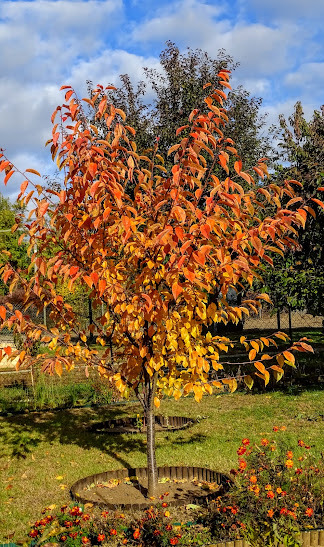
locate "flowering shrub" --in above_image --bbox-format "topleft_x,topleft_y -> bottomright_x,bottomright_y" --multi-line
202,429 -> 324,546
26,502 -> 211,546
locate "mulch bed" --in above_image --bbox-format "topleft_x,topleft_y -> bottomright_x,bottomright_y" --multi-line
71,466 -> 231,510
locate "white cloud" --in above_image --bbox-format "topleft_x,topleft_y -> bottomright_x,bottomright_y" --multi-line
131,0 -> 228,46
131,1 -> 300,78
285,63 -> 324,104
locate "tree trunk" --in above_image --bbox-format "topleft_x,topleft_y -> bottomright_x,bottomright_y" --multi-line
142,370 -> 158,497
146,399 -> 157,497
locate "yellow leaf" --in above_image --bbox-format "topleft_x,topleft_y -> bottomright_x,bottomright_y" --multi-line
154,397 -> 160,408
56,476 -> 64,480
244,375 -> 254,390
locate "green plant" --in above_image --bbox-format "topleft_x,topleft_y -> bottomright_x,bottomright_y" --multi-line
202,430 -> 324,546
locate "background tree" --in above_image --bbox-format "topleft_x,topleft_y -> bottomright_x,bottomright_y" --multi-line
263,102 -> 324,316
0,193 -> 29,295
89,42 -> 274,171
0,74 -> 313,497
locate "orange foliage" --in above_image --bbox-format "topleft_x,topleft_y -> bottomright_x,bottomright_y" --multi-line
0,72 -> 314,403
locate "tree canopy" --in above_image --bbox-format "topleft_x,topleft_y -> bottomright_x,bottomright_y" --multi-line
264,102 -> 324,315
0,72 -> 315,496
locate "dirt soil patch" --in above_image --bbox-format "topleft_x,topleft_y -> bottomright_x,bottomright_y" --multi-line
82,476 -> 222,507
71,466 -> 230,510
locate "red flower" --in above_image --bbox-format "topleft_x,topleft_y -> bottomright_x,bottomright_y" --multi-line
285,459 -> 293,468
239,459 -> 247,470
280,508 -> 288,515
82,514 -> 91,521
101,511 -> 109,518
267,509 -> 274,518
153,530 -> 161,536
162,502 -> 168,507
295,468 -> 303,475
237,446 -> 247,456
97,534 -> 105,542
70,506 -> 82,516
69,532 -> 78,539
231,507 -> 238,515
305,445 -> 311,449
170,538 -> 179,545
249,475 -> 257,484
267,491 -> 275,499
166,524 -> 173,531
81,537 -> 90,545
64,521 -> 73,528
29,530 -> 38,538
273,426 -> 279,432
242,438 -> 250,446
261,438 -> 269,446
110,529 -> 117,536
286,451 -> 293,459
298,439 -> 305,447
133,529 -> 140,539
60,535 -> 67,542
305,508 -> 314,517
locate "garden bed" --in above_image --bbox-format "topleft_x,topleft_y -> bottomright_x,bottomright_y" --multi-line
87,414 -> 195,434
71,466 -> 230,510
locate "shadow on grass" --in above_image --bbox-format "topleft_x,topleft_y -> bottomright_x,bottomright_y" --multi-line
166,433 -> 208,446
0,403 -> 202,471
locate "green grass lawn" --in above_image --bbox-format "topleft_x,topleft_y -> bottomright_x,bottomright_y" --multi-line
0,388 -> 323,543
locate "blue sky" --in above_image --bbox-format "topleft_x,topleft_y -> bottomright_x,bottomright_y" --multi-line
0,0 -> 323,200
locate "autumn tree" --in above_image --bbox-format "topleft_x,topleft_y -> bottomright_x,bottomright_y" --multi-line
263,102 -> 324,316
0,73 -> 314,497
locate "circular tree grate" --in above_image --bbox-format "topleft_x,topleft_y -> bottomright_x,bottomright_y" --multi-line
87,415 -> 195,434
71,466 -> 231,510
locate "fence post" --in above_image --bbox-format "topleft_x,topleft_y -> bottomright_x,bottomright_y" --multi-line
276,308 -> 281,330
288,305 -> 293,342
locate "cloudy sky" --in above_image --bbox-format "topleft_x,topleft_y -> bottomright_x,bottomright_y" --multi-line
0,0 -> 323,200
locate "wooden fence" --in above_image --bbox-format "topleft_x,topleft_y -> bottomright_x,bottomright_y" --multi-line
207,529 -> 324,546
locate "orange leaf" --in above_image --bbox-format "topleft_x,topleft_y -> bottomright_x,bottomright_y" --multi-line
88,163 -> 98,178
311,198 -> 324,210
83,275 -> 93,288
249,348 -> 257,361
0,306 -> 6,321
69,266 -> 79,276
183,268 -> 195,282
172,282 -> 183,300
283,350 -> 295,364
173,206 -> 186,223
25,168 -> 41,177
99,279 -> 107,296
254,361 -> 266,374
200,224 -> 211,238
20,180 -> 28,193
4,170 -> 14,185
38,201 -> 49,217
90,271 -> 99,284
